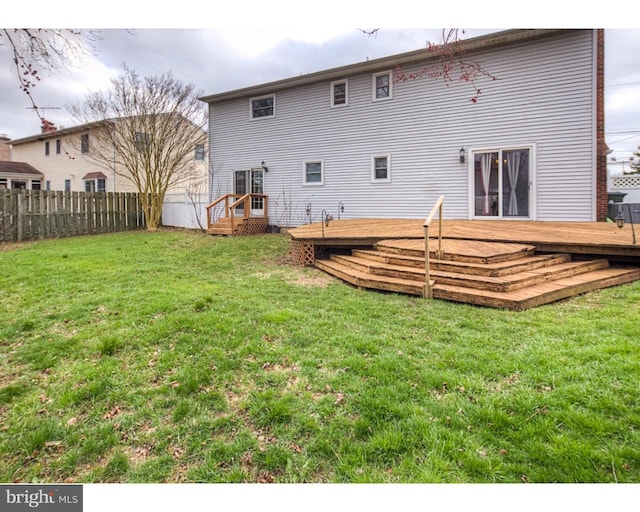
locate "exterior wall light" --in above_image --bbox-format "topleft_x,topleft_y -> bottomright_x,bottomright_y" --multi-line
459,147 -> 466,164
615,203 -> 637,244
261,161 -> 268,172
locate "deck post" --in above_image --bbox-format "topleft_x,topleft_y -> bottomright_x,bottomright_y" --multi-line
424,224 -> 432,298
423,195 -> 445,299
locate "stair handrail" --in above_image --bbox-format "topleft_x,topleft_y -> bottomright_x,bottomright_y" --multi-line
423,195 -> 445,298
205,193 -> 234,230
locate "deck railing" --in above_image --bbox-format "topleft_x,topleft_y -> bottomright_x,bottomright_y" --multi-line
423,195 -> 445,298
205,193 -> 268,230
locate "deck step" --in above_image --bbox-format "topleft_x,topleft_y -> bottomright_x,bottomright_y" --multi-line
376,238 -> 536,264
330,254 -> 611,293
315,259 -> 425,296
433,267 -> 640,310
353,249 -> 573,276
313,236 -> 640,309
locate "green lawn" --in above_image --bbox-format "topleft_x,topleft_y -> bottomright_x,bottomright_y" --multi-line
0,230 -> 638,483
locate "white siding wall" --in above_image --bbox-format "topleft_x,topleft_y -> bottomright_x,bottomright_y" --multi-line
209,31 -> 596,226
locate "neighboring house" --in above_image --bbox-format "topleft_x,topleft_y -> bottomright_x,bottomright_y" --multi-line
0,161 -> 44,190
10,122 -> 137,193
200,29 -> 607,228
9,121 -> 208,199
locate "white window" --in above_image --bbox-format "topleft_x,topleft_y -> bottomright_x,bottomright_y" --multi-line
371,154 -> 391,183
303,160 -> 324,186
194,144 -> 205,161
372,71 -> 392,101
250,94 -> 276,120
84,178 -> 106,192
331,80 -> 348,107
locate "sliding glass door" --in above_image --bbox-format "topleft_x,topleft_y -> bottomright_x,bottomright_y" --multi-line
472,147 -> 531,218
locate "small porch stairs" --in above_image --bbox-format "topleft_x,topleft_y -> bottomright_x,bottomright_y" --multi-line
206,193 -> 269,236
315,239 -> 640,310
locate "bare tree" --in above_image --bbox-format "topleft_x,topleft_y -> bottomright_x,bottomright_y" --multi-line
69,65 -> 208,230
1,29 -> 99,128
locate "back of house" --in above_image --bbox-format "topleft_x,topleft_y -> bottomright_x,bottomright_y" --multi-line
201,29 -> 606,228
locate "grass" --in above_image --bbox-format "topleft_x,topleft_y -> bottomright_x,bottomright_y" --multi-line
0,229 -> 638,483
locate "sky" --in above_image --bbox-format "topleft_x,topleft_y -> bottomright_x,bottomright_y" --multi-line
2,2 -> 640,172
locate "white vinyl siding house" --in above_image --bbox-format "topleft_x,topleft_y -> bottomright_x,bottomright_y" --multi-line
203,30 -> 602,227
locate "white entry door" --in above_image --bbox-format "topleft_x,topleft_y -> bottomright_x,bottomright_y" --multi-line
233,168 -> 264,216
471,147 -> 532,219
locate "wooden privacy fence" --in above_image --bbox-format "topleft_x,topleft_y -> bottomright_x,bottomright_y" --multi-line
0,190 -> 146,242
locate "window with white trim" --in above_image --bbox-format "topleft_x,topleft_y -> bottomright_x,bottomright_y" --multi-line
84,178 -> 106,192
135,132 -> 151,152
250,94 -> 275,119
81,133 -> 89,154
331,80 -> 348,107
371,154 -> 391,182
303,160 -> 324,186
372,71 -> 392,101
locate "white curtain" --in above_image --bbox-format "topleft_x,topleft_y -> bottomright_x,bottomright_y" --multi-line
506,151 -> 522,216
480,153 -> 493,215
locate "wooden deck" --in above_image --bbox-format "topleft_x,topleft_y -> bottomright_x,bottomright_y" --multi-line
289,219 -> 640,260
288,219 -> 640,310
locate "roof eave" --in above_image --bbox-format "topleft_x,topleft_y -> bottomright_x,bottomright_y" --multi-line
199,29 -> 569,104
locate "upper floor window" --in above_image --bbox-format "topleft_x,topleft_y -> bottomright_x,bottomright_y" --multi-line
81,133 -> 89,154
45,141 -> 50,156
371,154 -> 391,183
135,132 -> 151,152
194,144 -> 205,161
331,80 -> 348,107
56,139 -> 61,154
373,71 -> 393,101
303,160 -> 324,186
250,94 -> 275,120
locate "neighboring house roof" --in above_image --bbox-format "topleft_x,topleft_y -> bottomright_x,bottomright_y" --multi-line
9,120 -> 104,146
9,114 -> 207,146
82,172 -> 108,180
0,161 -> 44,177
200,29 -> 566,104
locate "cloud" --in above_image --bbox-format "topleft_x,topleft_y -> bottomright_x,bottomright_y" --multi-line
2,27 -> 640,160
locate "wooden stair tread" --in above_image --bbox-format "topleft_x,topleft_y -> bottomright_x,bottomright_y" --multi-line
315,259 -> 425,295
433,267 -> 640,310
352,249 -> 574,276
331,254 -> 611,292
376,238 -> 537,263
